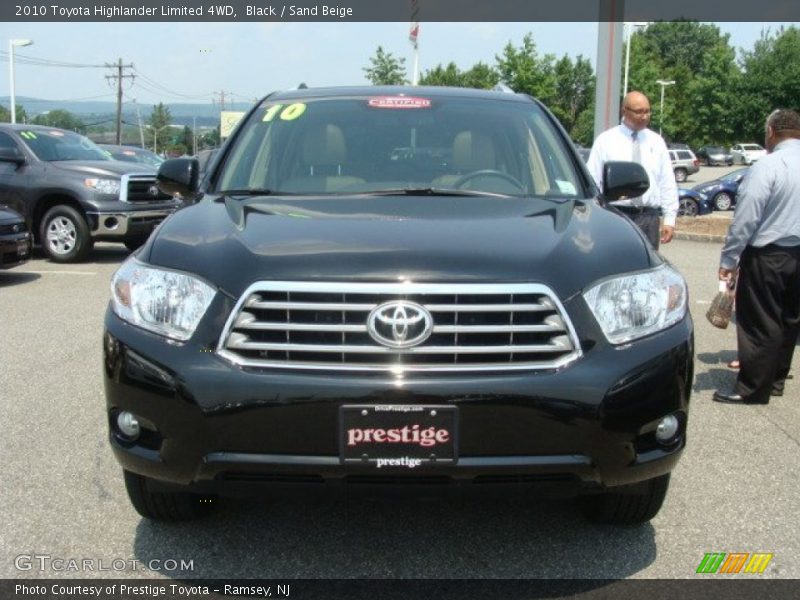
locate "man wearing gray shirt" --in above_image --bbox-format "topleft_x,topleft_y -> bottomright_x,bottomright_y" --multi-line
714,109 -> 800,405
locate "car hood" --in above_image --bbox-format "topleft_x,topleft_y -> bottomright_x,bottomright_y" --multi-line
146,194 -> 658,300
49,160 -> 155,178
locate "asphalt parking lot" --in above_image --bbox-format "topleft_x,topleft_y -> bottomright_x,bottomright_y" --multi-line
1,219 -> 798,582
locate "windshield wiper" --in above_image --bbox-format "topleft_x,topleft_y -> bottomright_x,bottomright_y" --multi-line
357,187 -> 513,198
217,188 -> 279,196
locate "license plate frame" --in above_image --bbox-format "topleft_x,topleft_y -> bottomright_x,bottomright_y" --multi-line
339,404 -> 458,467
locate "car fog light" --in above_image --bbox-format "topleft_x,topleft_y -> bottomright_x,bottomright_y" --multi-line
655,415 -> 680,444
117,411 -> 141,439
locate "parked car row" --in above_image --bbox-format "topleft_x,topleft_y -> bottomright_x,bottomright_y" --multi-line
0,124 -> 182,262
676,167 -> 748,216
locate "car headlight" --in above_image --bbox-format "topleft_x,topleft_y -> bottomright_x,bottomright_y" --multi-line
110,257 -> 216,341
85,178 -> 121,195
584,265 -> 687,344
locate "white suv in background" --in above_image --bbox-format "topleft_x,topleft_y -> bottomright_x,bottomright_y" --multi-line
668,148 -> 700,183
731,143 -> 767,165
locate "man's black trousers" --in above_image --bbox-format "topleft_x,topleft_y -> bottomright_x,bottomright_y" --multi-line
735,244 -> 800,403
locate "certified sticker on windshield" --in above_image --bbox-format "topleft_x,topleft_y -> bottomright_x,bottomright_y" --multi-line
368,96 -> 431,109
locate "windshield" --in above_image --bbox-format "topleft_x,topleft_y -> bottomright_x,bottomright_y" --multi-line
217,94 -> 585,198
20,129 -> 111,162
105,147 -> 164,167
742,144 -> 763,151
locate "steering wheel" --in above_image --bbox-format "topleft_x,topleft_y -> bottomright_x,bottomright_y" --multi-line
452,169 -> 525,191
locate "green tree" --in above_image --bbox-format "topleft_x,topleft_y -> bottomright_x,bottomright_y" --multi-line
494,33 -> 557,102
31,109 -> 85,131
736,26 -> 800,142
363,46 -> 407,85
0,104 -> 28,123
550,55 -> 595,137
461,62 -> 500,89
627,22 -> 740,146
147,103 -> 172,153
419,62 -> 463,87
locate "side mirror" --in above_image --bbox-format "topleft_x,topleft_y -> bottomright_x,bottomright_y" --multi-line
156,158 -> 200,202
602,161 -> 650,202
0,146 -> 25,166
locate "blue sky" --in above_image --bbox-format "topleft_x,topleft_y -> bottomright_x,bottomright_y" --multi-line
0,21 -> 793,109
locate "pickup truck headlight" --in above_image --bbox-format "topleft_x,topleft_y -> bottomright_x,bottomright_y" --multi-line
584,265 -> 687,344
85,178 -> 121,195
110,257 -> 216,341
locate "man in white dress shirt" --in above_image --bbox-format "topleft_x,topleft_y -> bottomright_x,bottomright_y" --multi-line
586,91 -> 679,249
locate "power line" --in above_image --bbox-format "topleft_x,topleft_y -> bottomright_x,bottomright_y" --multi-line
0,51 -> 105,68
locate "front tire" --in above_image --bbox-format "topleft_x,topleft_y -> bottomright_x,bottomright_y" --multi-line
674,168 -> 687,183
713,192 -> 733,211
40,205 -> 93,263
123,470 -> 215,522
578,474 -> 670,525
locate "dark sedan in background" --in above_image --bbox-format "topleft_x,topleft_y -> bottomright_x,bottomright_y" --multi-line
692,167 -> 748,211
0,205 -> 32,269
695,146 -> 734,167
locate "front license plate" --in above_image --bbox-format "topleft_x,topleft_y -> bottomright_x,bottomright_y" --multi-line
340,405 -> 457,467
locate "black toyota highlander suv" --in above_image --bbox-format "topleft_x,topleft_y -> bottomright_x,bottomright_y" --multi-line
0,124 -> 180,262
104,86 -> 693,525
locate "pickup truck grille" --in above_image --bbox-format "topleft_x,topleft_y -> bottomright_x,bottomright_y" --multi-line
120,174 -> 174,203
218,282 -> 581,373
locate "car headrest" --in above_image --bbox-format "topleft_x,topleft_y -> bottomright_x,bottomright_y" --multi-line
452,131 -> 496,171
303,124 -> 347,167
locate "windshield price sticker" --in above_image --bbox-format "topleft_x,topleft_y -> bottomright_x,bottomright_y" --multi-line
262,103 -> 307,122
367,97 -> 432,109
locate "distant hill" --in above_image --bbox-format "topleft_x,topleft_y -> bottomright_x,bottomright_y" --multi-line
0,96 -> 255,128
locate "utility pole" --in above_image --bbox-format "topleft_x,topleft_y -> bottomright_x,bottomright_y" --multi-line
105,58 -> 134,145
212,90 -> 227,111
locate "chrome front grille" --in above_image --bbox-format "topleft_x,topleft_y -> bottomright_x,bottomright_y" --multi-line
120,174 -> 174,203
217,282 -> 581,372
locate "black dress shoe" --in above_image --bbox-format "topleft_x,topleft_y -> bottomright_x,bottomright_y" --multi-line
713,391 -> 747,403
712,390 -> 769,405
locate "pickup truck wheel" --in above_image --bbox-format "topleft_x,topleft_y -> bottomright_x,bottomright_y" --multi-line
40,205 -> 93,263
578,474 -> 670,525
124,236 -> 149,252
123,470 -> 215,522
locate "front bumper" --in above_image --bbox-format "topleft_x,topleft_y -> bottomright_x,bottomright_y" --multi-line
86,207 -> 177,240
0,230 -> 32,269
104,302 -> 694,496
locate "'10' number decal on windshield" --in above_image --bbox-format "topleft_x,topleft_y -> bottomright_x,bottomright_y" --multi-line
263,103 -> 307,122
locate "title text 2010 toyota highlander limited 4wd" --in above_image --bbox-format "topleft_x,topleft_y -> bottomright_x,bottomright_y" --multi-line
104,87 -> 693,525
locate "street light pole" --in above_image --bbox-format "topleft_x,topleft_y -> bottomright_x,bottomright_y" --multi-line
623,23 -> 648,98
656,79 -> 676,136
8,38 -> 33,124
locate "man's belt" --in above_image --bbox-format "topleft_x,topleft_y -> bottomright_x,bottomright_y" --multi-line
612,204 -> 661,216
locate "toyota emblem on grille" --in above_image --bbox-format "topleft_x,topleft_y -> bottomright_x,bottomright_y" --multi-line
12,224 -> 21,233
148,185 -> 160,197
367,301 -> 433,348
